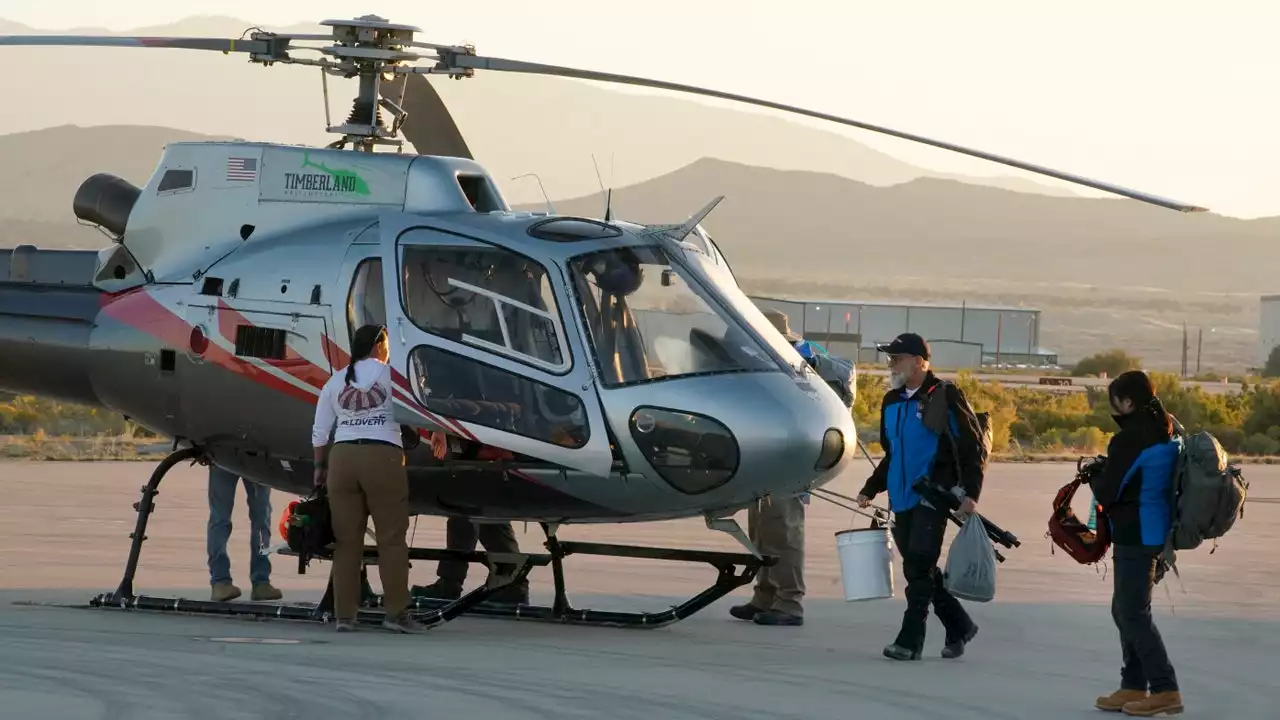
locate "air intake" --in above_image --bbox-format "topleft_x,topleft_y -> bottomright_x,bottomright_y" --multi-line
73,173 -> 142,238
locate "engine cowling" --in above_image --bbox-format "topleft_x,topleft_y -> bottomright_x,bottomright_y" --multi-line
73,173 -> 141,237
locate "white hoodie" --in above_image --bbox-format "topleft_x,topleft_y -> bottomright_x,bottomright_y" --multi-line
311,357 -> 402,448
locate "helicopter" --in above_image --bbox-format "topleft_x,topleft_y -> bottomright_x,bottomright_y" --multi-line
0,15 -> 1205,631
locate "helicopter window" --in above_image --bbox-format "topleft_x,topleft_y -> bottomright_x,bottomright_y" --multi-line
527,218 -> 622,242
456,174 -> 503,212
407,345 -> 588,449
400,244 -> 569,375
347,258 -> 387,339
157,168 -> 195,194
567,246 -> 777,388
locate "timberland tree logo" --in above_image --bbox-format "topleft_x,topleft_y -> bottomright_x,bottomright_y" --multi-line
282,151 -> 372,198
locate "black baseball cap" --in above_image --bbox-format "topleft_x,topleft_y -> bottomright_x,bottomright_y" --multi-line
877,333 -> 930,361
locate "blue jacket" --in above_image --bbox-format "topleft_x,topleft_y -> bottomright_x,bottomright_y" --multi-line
1088,399 -> 1179,547
860,372 -> 985,513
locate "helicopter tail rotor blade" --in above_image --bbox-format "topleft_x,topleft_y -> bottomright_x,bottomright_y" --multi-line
0,34 -> 276,55
382,74 -> 473,159
449,54 -> 1207,213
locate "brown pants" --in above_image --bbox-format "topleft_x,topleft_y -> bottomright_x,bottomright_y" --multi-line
748,493 -> 806,617
327,441 -> 411,621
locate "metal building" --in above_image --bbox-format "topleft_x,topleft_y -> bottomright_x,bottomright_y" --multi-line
749,295 -> 1058,369
1258,295 -> 1280,369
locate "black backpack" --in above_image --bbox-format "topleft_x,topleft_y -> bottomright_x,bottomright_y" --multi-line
919,380 -> 993,475
284,486 -> 335,570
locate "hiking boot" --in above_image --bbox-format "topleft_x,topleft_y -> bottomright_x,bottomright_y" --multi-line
411,579 -> 463,601
729,603 -> 765,621
250,582 -> 283,601
883,643 -> 922,661
1095,689 -> 1148,712
941,624 -> 979,659
210,581 -> 241,602
1122,691 -> 1183,717
382,611 -> 426,634
488,582 -> 530,606
335,619 -> 357,632
753,610 -> 803,626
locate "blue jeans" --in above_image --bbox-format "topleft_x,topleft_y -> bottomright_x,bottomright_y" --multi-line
206,465 -> 273,586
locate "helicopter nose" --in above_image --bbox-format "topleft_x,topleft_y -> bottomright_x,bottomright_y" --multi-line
616,373 -> 854,504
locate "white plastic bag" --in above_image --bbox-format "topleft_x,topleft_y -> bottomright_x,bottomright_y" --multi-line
943,514 -> 997,603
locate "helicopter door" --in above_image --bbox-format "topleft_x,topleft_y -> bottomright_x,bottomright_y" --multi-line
183,302 -> 334,455
379,222 -> 614,478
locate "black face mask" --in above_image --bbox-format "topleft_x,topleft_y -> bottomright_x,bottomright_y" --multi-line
1112,413 -> 1128,428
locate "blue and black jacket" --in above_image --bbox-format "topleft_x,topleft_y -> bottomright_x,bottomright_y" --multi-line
1088,399 -> 1179,547
859,371 -> 985,513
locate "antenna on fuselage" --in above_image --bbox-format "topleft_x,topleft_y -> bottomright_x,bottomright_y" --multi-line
512,173 -> 555,214
591,153 -> 614,222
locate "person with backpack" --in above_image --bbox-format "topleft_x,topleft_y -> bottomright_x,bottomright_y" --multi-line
1086,370 -> 1183,716
855,333 -> 985,661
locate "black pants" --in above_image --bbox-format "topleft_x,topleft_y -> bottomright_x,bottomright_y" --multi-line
891,504 -> 974,650
437,517 -> 527,587
1112,545 -> 1178,693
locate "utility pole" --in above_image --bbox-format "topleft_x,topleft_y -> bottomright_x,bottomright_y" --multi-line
1181,322 -> 1188,378
995,312 -> 1003,367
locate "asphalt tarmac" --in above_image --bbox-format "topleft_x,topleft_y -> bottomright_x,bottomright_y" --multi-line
2,460 -> 1277,719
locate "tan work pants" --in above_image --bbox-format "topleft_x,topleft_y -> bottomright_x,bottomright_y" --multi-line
748,493 -> 806,617
327,441 -> 411,621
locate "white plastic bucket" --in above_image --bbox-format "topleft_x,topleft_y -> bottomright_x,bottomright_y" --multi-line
835,527 -> 894,602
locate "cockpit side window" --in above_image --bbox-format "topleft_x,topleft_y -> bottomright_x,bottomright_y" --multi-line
347,257 -> 387,340
400,244 -> 570,375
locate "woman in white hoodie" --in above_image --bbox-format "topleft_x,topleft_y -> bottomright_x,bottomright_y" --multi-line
311,324 -> 422,634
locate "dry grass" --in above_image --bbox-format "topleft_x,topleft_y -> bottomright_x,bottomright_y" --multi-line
0,433 -> 170,461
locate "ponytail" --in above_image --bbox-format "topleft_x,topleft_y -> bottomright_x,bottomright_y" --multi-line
346,324 -> 387,386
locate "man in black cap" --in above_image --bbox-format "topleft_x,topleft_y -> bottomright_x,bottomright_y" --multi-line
855,332 -> 985,661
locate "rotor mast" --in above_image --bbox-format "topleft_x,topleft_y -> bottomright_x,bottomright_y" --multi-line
228,15 -> 475,153
316,17 -> 414,152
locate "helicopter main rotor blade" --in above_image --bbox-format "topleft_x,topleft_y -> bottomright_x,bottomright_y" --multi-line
0,35 -> 275,54
449,54 -> 1207,213
382,74 -> 474,159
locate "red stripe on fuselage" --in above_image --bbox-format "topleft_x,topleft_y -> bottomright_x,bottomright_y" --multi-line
103,289 -> 482,443
214,299 -> 332,391
99,289 -> 319,406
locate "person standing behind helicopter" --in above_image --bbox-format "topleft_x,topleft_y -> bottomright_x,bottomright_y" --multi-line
730,308 -> 854,627
311,324 -> 422,634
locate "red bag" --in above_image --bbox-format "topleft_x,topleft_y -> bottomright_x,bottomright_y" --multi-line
1047,472 -> 1110,565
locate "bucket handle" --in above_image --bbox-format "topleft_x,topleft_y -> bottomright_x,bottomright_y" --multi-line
812,487 -> 894,529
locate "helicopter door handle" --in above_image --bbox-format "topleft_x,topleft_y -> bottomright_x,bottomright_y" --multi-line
396,317 -> 406,345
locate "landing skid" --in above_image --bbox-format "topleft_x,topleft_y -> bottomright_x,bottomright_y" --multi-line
371,529 -> 775,628
85,448 -> 774,631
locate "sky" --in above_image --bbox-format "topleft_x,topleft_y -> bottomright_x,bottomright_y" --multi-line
1,0 -> 1275,219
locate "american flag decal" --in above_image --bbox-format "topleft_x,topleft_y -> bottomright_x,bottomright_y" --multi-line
226,157 -> 257,182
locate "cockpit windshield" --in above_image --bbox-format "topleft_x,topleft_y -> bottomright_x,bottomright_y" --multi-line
568,245 -> 781,387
